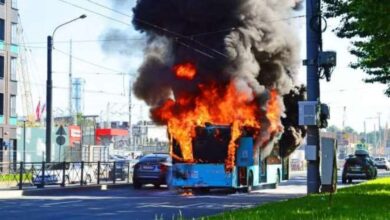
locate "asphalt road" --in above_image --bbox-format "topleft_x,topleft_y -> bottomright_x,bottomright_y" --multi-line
0,170 -> 388,220
0,174 -> 306,220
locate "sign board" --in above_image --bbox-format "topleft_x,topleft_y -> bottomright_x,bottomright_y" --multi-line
305,145 -> 317,161
298,101 -> 318,126
70,128 -> 81,138
56,136 -> 66,146
56,125 -> 66,136
56,125 -> 66,146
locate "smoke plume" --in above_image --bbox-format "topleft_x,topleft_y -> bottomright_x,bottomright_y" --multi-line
100,0 -> 141,57
100,29 -> 146,56
279,85 -> 307,157
131,0 -> 305,159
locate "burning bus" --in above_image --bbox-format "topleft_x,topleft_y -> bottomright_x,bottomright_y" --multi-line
129,0 -> 306,191
169,124 -> 284,192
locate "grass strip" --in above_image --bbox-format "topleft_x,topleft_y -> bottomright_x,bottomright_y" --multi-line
204,177 -> 390,220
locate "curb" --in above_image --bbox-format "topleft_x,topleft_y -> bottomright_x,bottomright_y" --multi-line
0,190 -> 23,199
0,183 -> 133,198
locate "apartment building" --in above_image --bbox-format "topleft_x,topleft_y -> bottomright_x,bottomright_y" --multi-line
0,0 -> 19,167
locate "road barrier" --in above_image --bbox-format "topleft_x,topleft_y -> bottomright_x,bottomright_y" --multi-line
0,161 -> 133,190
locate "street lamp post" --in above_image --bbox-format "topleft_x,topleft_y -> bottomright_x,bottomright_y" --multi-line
45,15 -> 87,162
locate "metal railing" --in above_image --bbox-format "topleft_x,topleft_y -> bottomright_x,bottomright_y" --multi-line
0,161 -> 133,190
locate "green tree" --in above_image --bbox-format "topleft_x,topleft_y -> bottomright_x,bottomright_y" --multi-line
327,125 -> 340,133
323,0 -> 390,96
343,126 -> 357,135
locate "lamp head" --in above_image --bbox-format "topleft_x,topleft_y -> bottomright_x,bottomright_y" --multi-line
79,14 -> 87,19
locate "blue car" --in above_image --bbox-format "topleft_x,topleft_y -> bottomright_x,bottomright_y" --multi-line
132,153 -> 171,189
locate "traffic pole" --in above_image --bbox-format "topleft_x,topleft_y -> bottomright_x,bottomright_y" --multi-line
46,35 -> 53,163
306,0 -> 321,193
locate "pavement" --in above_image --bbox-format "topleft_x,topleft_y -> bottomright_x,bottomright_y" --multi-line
0,173 -> 306,220
0,170 -> 388,220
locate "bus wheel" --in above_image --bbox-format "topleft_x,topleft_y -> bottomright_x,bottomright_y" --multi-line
275,170 -> 280,187
244,172 -> 253,193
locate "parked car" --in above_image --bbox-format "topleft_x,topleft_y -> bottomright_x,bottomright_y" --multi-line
132,153 -> 171,189
373,157 -> 390,170
342,150 -> 377,184
108,161 -> 129,181
32,162 -> 95,187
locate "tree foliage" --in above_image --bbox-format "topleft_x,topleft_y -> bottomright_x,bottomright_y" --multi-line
326,125 -> 340,133
322,0 -> 390,96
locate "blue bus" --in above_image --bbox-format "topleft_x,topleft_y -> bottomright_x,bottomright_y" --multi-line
170,125 -> 284,192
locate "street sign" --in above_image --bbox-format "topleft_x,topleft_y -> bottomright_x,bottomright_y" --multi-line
56,125 -> 66,146
56,136 -> 66,145
56,125 -> 67,136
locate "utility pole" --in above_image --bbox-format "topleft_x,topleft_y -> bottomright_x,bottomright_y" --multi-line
306,0 -> 321,194
364,120 -> 367,142
69,39 -> 73,124
342,106 -> 347,129
46,35 -> 53,162
129,78 -> 133,148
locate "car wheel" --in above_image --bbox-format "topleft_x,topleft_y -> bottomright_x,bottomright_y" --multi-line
64,176 -> 70,186
133,180 -> 142,189
85,175 -> 92,184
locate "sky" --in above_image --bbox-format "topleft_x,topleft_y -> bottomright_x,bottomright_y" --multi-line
17,0 -> 390,133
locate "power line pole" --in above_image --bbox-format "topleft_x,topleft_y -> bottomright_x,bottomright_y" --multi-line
129,78 -> 133,148
69,39 -> 73,124
46,35 -> 53,162
306,0 -> 321,194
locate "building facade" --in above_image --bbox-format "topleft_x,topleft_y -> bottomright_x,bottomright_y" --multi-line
0,0 -> 19,168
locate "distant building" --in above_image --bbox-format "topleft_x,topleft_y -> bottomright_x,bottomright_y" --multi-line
72,77 -> 85,115
0,0 -> 19,169
131,120 -> 168,153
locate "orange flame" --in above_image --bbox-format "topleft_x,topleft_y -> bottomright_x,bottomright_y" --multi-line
154,77 -> 282,170
173,62 -> 197,80
267,89 -> 283,133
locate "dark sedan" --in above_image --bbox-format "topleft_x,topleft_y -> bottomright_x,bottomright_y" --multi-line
132,153 -> 171,189
342,150 -> 377,184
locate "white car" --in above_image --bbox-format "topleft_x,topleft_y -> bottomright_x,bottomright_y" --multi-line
373,157 -> 390,170
32,162 -> 95,187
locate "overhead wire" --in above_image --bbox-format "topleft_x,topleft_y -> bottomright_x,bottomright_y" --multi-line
18,80 -> 126,96
59,0 -> 225,59
58,0 -> 132,26
53,47 -> 125,73
52,70 -> 126,76
14,38 -> 145,46
85,0 -> 131,18
9,1 -> 307,51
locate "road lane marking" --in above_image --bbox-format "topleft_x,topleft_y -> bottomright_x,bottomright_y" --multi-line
43,200 -> 82,206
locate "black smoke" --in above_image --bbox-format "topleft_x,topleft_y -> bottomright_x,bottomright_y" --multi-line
131,0 -> 305,158
279,85 -> 307,158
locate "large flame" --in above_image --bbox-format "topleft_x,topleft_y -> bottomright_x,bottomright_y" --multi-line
154,64 -> 282,170
173,62 -> 197,80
